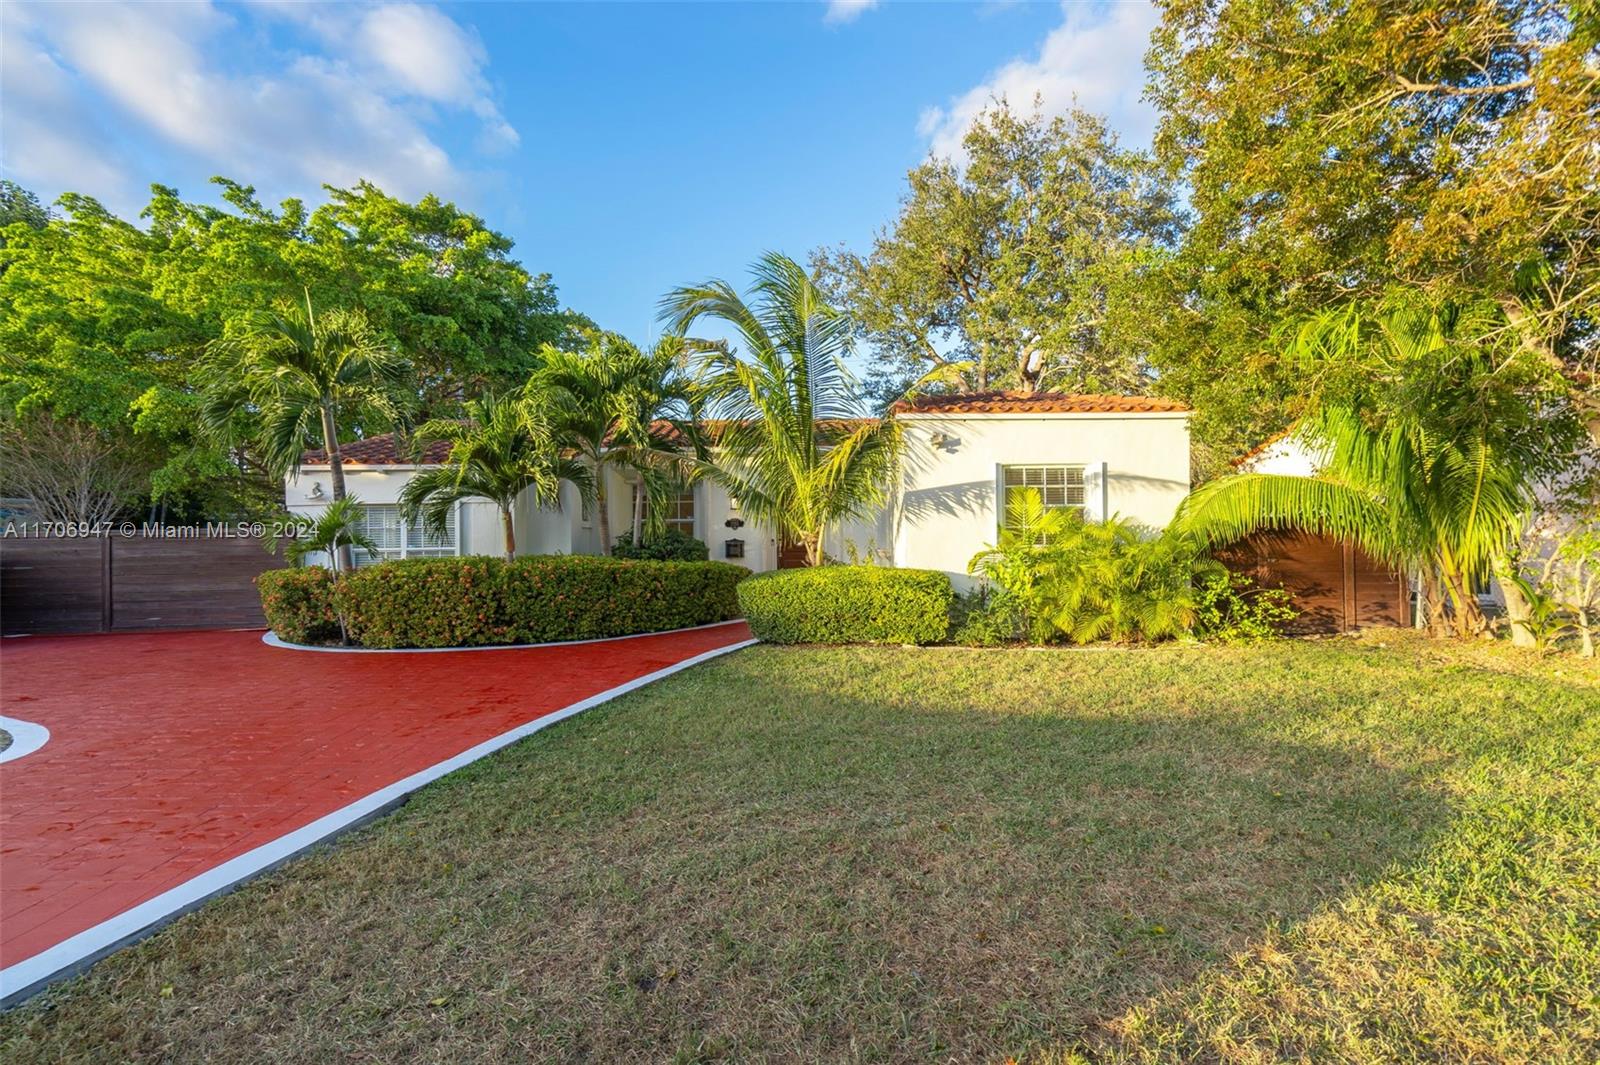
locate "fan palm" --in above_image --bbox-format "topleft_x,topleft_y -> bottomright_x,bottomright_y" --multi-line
529,331 -> 699,555
399,392 -> 589,561
203,290 -> 409,570
1174,298 -> 1552,637
660,252 -> 897,567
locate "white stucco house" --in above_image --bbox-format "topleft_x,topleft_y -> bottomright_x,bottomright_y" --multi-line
284,391 -> 1193,583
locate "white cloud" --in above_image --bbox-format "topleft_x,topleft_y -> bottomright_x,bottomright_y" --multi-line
918,0 -> 1160,158
823,0 -> 879,26
0,5 -> 134,210
1,1 -> 517,207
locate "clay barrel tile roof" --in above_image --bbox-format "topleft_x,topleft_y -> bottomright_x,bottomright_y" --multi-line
301,433 -> 454,466
301,396 -> 1183,467
889,391 -> 1188,415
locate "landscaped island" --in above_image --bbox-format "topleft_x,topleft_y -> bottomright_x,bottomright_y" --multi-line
259,556 -> 748,648
2,635 -> 1592,1062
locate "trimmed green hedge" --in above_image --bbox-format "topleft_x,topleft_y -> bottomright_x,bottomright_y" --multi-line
259,555 -> 749,648
612,529 -> 710,561
737,566 -> 953,645
257,567 -> 343,645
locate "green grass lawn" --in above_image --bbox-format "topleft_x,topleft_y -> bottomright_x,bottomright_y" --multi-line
4,635 -> 1597,1063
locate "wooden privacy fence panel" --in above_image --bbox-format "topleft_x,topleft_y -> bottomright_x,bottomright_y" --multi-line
1218,531 -> 1409,634
1,534 -> 283,635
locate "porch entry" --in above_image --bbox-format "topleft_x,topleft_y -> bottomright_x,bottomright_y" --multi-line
777,538 -> 810,568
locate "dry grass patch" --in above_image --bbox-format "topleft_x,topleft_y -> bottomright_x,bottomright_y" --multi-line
2,634 -> 1596,1063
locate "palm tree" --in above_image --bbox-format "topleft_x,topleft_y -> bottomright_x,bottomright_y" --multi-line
278,496 -> 379,575
660,252 -> 897,567
529,331 -> 699,555
1174,298 -> 1554,637
204,290 -> 409,570
399,392 -> 589,561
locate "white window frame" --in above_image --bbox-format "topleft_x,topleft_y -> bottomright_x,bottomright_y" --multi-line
352,501 -> 461,566
997,463 -> 1087,534
663,488 -> 696,539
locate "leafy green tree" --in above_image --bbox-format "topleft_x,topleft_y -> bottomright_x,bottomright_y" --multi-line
1,179 -> 588,519
815,103 -> 1179,400
529,331 -> 699,555
400,392 -> 589,561
1174,295 -> 1573,636
144,179 -> 590,409
0,181 -> 50,235
1146,0 -> 1600,448
661,252 -> 897,567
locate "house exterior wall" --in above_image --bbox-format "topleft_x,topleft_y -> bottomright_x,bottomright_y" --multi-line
285,411 -> 1193,578
893,412 -> 1192,581
284,468 -> 566,561
1242,436 -> 1322,476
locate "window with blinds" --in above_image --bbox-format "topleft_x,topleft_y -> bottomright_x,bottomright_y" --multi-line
1000,465 -> 1085,531
352,504 -> 458,565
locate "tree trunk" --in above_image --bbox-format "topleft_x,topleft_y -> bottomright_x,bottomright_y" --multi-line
1420,571 -> 1450,636
501,504 -> 516,561
803,531 -> 823,567
595,470 -> 611,556
319,402 -> 354,573
631,480 -> 644,543
1578,610 -> 1595,658
1441,568 -> 1486,639
1492,553 -> 1536,648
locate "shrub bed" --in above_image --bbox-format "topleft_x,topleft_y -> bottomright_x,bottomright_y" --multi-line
611,530 -> 709,561
737,566 -> 953,645
259,556 -> 748,648
258,566 -> 343,645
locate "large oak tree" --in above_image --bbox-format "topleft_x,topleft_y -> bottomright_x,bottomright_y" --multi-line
815,104 -> 1180,403
1145,0 -> 1599,448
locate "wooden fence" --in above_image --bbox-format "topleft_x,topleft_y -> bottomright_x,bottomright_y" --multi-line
1,533 -> 283,635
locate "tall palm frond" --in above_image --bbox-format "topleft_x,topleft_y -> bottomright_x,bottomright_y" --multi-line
400,392 -> 589,560
1177,293 -> 1558,636
278,496 -> 379,574
530,331 -> 700,553
660,251 -> 895,565
203,291 -> 410,482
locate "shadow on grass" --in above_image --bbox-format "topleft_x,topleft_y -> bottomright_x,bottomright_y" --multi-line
8,641 -> 1572,1064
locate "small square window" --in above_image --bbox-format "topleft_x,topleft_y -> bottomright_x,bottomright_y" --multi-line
1000,465 -> 1085,532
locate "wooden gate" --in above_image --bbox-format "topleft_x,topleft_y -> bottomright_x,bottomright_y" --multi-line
1,533 -> 283,635
1218,531 -> 1409,634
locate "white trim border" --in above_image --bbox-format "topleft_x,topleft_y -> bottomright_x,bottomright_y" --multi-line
0,635 -> 758,1006
0,717 -> 49,765
262,618 -> 748,653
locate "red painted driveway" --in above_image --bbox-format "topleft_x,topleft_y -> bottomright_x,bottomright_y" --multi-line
0,622 -> 751,983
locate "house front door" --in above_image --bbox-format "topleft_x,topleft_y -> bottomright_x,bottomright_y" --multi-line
777,538 -> 809,568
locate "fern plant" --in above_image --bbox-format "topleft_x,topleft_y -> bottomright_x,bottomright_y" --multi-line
970,489 -> 1223,645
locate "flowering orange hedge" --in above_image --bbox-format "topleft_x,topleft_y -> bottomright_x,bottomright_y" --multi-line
257,566 -> 343,644
259,555 -> 748,648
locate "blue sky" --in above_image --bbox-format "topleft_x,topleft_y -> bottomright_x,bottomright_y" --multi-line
2,1 -> 1159,341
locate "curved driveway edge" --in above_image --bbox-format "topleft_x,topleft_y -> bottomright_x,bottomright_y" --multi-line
0,622 -> 755,1007
0,718 -> 50,765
